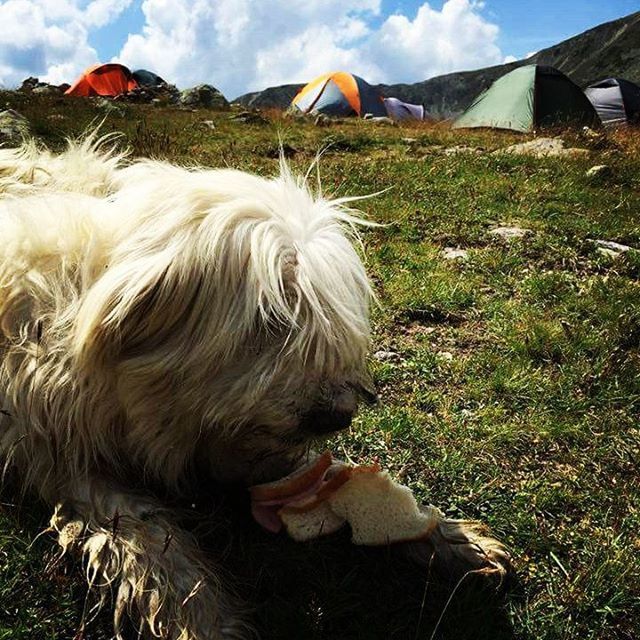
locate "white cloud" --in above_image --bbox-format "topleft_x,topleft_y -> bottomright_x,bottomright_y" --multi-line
0,0 -> 504,98
116,0 -> 503,97
0,0 -> 135,87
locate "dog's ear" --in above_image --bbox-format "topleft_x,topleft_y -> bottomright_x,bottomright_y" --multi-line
72,250 -> 201,365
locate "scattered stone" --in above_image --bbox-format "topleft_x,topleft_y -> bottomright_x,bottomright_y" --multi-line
363,115 -> 396,125
586,164 -> 612,179
201,120 -> 216,130
374,350 -> 401,363
0,109 -> 30,145
489,225 -> 531,241
497,137 -> 589,158
597,247 -> 621,259
179,84 -> 229,110
19,76 -> 65,95
579,126 -> 608,149
418,145 -> 445,158
314,114 -> 331,127
115,83 -> 180,104
263,143 -> 298,159
229,110 -> 268,124
32,85 -> 60,96
437,351 -> 454,362
443,145 -> 483,156
593,239 -> 634,258
19,77 -> 40,92
442,247 -> 469,260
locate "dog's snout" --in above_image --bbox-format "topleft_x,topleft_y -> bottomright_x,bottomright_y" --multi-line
301,408 -> 354,434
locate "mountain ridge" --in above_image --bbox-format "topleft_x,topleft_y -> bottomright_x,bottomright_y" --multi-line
234,10 -> 640,117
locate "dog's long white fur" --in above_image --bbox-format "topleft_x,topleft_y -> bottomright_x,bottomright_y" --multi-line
0,135 -> 509,639
0,137 -> 373,638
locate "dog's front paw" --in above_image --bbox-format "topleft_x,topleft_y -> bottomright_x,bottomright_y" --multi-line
406,513 -> 512,584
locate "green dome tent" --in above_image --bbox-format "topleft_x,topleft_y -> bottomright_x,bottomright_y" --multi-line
453,65 -> 600,133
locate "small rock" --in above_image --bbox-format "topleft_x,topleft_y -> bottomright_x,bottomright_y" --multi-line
594,239 -> 634,258
443,145 -> 483,156
0,109 -> 30,145
418,145 -> 445,158
179,84 -> 229,110
374,350 -> 401,362
442,247 -> 469,260
402,137 -> 418,145
229,110 -> 268,124
19,76 -> 64,95
489,225 -> 531,241
597,248 -> 621,259
19,76 -> 40,92
437,351 -> 454,362
32,85 -> 60,95
201,120 -> 216,130
586,165 -> 612,179
263,143 -> 298,159
363,115 -> 396,125
497,137 -> 589,158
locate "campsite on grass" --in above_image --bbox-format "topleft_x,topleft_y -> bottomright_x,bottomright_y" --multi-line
0,5 -> 639,640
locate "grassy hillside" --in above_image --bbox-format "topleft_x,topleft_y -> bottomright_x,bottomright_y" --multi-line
1,94 -> 639,640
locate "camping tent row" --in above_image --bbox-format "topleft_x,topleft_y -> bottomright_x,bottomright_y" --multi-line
585,78 -> 640,126
290,71 -> 424,121
453,64 -> 640,132
65,63 -> 166,97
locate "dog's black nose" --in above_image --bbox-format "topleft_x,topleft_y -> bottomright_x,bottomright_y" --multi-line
301,409 -> 354,435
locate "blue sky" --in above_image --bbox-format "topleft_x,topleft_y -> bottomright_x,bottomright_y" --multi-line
0,0 -> 637,97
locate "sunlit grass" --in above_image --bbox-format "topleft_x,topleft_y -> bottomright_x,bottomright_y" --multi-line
1,93 -> 639,639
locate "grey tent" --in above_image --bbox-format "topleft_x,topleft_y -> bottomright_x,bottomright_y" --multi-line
132,69 -> 167,87
383,97 -> 425,121
585,78 -> 640,126
453,65 -> 600,133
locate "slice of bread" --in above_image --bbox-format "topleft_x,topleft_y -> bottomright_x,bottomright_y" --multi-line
274,463 -> 440,545
279,500 -> 346,541
327,468 -> 440,545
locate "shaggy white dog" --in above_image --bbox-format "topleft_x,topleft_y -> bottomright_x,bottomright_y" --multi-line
0,137 -> 509,639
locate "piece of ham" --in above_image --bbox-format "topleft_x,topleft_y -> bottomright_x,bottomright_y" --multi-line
250,452 -> 440,545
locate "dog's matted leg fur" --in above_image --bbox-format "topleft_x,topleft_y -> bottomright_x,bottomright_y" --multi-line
50,478 -> 252,640
406,507 -> 512,583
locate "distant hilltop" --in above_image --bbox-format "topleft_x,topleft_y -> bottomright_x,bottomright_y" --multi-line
235,10 -> 640,118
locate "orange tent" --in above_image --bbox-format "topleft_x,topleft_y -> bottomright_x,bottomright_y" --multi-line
291,71 -> 386,117
65,63 -> 138,97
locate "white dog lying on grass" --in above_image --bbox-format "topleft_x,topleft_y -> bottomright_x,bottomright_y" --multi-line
0,135 -> 510,639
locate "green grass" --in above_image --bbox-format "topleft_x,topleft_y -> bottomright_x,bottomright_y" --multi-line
1,93 -> 639,639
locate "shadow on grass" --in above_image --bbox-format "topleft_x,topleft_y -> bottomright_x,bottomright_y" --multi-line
197,489 -> 517,640
1,484 -> 517,640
